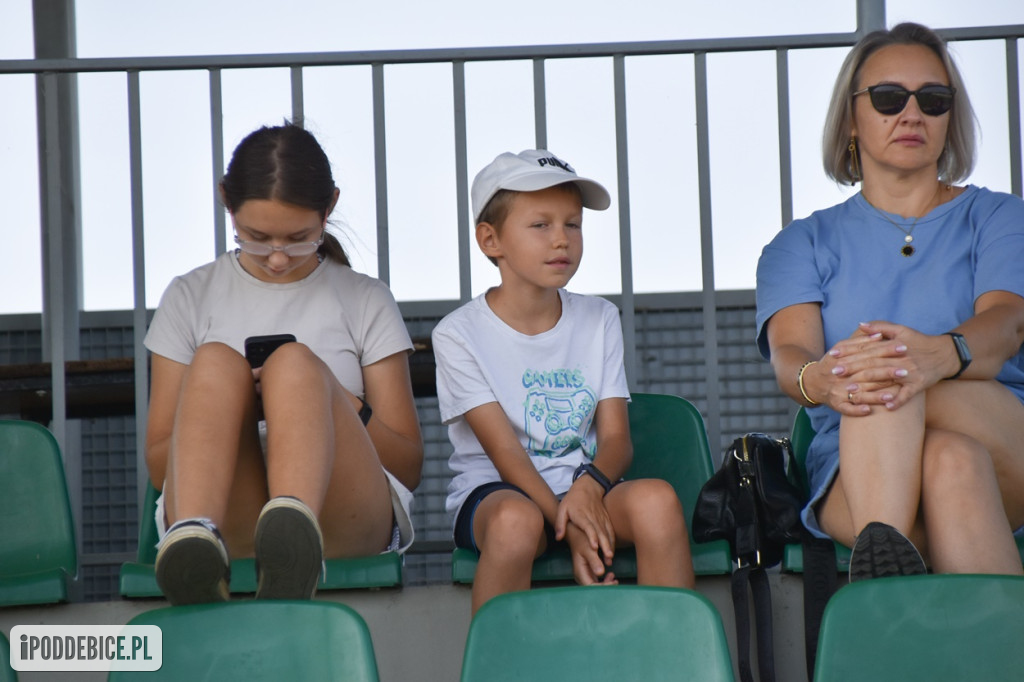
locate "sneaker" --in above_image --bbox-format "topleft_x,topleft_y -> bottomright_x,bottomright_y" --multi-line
155,518 -> 231,605
254,496 -> 324,600
849,521 -> 927,582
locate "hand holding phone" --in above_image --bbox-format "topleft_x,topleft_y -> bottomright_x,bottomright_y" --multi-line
244,334 -> 297,368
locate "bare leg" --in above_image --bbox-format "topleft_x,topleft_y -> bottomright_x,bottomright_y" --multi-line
604,478 -> 695,588
259,343 -> 394,558
833,393 -> 926,539
470,490 -> 547,615
163,342 -> 267,555
820,379 -> 1024,574
919,428 -> 1022,574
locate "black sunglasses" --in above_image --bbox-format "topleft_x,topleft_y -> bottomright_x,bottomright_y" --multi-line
852,83 -> 956,116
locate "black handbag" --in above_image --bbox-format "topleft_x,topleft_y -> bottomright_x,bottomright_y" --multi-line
692,433 -> 807,682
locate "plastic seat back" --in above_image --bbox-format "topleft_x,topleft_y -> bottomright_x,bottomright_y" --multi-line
107,600 -> 379,681
813,574 -> 1024,681
0,420 -> 77,606
461,585 -> 735,681
451,392 -> 731,582
1,631 -> 18,682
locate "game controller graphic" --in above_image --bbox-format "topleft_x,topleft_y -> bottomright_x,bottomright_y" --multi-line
525,388 -> 596,456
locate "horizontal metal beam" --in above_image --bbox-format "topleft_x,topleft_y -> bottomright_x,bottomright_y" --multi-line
0,31 -> 883,75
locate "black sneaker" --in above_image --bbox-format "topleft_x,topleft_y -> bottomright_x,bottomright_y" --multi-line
254,496 -> 324,600
849,521 -> 926,582
155,518 -> 231,605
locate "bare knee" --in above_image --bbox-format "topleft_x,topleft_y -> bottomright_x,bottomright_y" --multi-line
188,342 -> 250,380
922,430 -> 994,500
476,495 -> 545,560
611,478 -> 686,543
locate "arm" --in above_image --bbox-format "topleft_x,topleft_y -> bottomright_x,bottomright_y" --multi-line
765,302 -> 897,415
462,402 -> 562,523
855,290 -> 1024,410
145,353 -> 188,490
361,351 -> 423,491
555,397 -> 631,560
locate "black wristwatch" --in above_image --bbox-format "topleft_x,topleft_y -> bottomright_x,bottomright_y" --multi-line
572,462 -> 615,496
357,397 -> 373,425
945,332 -> 972,380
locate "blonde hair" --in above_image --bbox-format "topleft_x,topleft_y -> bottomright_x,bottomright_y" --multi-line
822,22 -> 977,185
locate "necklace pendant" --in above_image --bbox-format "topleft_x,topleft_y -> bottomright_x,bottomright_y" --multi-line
901,244 -> 915,257
904,234 -> 913,243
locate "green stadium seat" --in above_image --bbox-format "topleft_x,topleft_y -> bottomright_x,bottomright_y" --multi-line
119,483 -> 401,598
452,393 -> 732,583
460,585 -> 735,681
781,408 -> 850,573
107,600 -> 379,681
0,420 -> 77,606
813,574 -> 1024,681
1,630 -> 18,682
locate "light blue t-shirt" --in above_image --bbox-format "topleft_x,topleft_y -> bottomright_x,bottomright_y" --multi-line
755,185 -> 1024,535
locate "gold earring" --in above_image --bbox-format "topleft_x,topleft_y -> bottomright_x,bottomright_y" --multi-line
848,137 -> 861,184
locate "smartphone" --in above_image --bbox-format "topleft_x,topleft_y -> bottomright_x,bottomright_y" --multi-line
244,334 -> 297,368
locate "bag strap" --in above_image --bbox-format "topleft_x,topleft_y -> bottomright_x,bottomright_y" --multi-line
730,564 -> 776,682
730,565 -> 755,682
802,535 -> 838,680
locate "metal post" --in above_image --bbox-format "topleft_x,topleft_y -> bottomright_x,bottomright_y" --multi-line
856,0 -> 886,35
32,0 -> 83,601
612,55 -> 637,387
533,59 -> 547,150
694,53 -> 722,457
372,63 -> 391,284
452,61 -> 472,303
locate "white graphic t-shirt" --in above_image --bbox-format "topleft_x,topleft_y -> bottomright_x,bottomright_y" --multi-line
432,289 -> 630,523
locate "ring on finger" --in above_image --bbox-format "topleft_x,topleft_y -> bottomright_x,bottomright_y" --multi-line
848,392 -> 854,402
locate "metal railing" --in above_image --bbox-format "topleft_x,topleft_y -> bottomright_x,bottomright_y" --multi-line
1,2 -> 1023,579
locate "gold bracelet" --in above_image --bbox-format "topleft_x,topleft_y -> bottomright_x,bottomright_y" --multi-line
797,361 -> 819,405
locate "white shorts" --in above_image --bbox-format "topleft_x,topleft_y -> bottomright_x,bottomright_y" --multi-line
155,468 -> 415,555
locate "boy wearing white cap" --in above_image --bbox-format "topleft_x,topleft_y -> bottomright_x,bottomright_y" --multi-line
433,150 -> 695,614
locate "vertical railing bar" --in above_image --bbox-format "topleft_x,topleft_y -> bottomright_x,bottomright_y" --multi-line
291,65 -> 304,128
776,48 -> 794,227
612,55 -> 637,386
42,72 -> 67,452
127,70 -> 149,514
694,52 -> 722,458
533,59 -> 547,149
371,63 -> 391,284
1006,38 -> 1022,198
452,61 -> 472,303
209,69 -> 226,257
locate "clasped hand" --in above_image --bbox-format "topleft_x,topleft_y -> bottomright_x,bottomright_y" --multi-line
555,476 -> 618,586
824,321 -> 950,413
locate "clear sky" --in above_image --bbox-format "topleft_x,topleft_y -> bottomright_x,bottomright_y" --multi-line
1,0 -> 1022,314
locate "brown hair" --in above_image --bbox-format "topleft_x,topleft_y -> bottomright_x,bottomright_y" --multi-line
221,124 -> 350,265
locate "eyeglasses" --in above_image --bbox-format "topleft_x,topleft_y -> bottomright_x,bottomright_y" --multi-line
852,84 -> 955,116
234,230 -> 325,257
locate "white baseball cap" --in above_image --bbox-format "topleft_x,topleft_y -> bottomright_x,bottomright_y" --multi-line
471,149 -> 611,222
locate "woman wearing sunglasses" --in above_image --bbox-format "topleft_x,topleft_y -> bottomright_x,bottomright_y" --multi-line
756,23 -> 1024,582
144,124 -> 422,604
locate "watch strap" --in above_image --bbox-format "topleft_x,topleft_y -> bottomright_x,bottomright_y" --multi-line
357,398 -> 373,425
573,462 -> 614,495
944,332 -> 972,380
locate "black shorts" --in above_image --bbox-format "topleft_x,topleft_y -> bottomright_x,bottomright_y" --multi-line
453,481 -> 561,554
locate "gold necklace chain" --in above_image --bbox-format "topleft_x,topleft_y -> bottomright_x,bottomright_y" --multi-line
864,184 -> 946,258
869,205 -> 920,257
